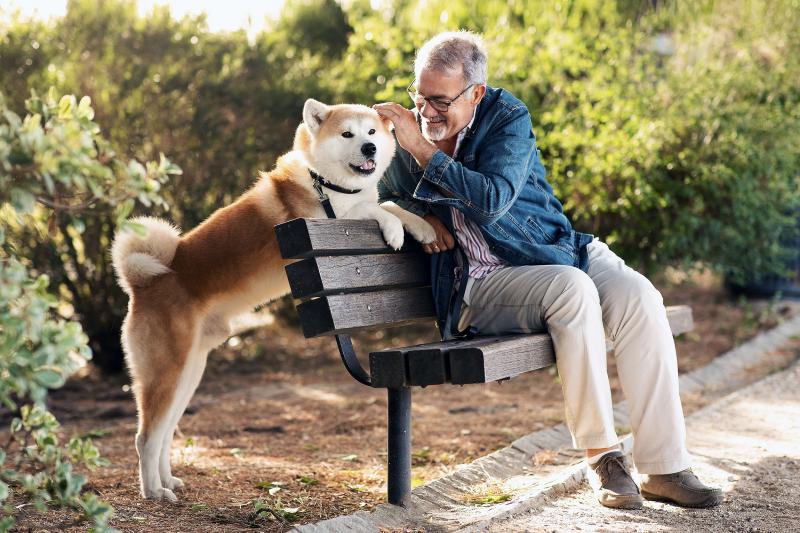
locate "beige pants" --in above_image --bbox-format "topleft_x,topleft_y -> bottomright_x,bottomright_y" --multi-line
458,239 -> 691,475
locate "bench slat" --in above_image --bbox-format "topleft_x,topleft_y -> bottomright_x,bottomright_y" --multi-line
369,306 -> 694,388
449,335 -> 555,384
665,304 -> 693,336
296,287 -> 436,337
285,253 -> 430,300
276,218 -> 421,259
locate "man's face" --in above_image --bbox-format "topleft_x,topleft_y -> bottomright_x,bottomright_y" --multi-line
415,67 -> 484,143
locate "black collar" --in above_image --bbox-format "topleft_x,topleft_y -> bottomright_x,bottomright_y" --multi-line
309,168 -> 363,219
308,169 -> 362,195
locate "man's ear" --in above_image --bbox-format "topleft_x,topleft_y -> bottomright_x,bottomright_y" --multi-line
303,99 -> 330,135
471,84 -> 487,105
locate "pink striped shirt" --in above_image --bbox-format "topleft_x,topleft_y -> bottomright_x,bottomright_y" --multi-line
450,114 -> 508,280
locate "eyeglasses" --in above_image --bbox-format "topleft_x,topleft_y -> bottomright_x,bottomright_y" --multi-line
407,80 -> 475,113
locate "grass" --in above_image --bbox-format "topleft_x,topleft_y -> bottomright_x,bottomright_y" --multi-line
463,484 -> 513,506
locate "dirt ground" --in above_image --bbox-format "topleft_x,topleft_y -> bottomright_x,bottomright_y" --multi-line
4,274 -> 797,532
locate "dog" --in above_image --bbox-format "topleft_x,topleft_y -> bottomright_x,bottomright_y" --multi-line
110,99 -> 435,501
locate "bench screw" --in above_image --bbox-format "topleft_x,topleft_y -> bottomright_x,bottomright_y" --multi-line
345,229 -> 350,236
367,304 -> 372,311
356,267 -> 361,275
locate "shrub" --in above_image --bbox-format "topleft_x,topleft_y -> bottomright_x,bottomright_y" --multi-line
0,88 -> 178,531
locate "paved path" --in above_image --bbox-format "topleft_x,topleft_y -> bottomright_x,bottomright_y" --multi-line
488,360 -> 800,532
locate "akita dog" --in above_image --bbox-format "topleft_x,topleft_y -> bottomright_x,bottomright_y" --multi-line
111,99 -> 435,501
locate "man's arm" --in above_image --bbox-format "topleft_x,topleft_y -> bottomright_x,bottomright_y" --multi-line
377,150 -> 430,218
378,140 -> 454,254
376,102 -> 538,227
414,106 -> 537,226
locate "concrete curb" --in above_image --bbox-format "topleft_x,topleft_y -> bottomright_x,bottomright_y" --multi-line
293,311 -> 800,532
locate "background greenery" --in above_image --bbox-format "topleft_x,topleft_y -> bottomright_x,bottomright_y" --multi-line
2,0 -> 799,372
0,0 -> 798,525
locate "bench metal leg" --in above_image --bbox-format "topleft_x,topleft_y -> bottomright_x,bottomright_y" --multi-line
387,387 -> 411,506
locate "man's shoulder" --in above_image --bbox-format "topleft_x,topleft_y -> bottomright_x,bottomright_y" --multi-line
483,86 -> 528,114
473,86 -> 530,134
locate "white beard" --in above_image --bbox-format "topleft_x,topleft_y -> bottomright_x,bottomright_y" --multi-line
421,115 -> 448,142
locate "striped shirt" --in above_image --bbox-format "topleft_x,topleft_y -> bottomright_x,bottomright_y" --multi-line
450,113 -> 508,280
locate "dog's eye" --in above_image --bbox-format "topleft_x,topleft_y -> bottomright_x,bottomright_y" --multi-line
341,131 -> 354,138
368,129 -> 376,135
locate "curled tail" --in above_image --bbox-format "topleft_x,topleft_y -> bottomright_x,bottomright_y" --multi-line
111,216 -> 181,295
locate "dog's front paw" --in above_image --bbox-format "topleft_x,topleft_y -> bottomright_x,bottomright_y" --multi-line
144,487 -> 178,502
163,476 -> 184,490
406,217 -> 437,245
380,217 -> 405,250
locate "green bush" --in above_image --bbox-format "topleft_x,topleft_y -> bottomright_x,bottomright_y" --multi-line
0,88 -> 178,531
0,0 -> 798,377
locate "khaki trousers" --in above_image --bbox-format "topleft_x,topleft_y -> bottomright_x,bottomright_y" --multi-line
458,239 -> 691,475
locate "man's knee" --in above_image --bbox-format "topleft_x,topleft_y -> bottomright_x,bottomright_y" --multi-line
615,275 -> 664,313
547,268 -> 600,311
604,274 -> 667,341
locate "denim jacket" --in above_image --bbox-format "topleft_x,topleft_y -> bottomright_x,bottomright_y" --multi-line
378,86 -> 593,338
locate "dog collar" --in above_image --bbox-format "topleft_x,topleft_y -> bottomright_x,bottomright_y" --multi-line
308,169 -> 363,195
309,169 -> 363,219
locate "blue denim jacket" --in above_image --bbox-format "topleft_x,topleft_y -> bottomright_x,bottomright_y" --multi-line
378,86 -> 593,337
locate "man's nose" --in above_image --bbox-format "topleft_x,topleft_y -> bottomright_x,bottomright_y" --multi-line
361,143 -> 376,157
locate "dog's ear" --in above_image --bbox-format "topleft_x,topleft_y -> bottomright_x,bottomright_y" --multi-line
303,99 -> 330,135
380,115 -> 395,132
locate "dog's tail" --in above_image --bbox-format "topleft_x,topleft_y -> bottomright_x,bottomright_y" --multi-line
111,216 -> 181,295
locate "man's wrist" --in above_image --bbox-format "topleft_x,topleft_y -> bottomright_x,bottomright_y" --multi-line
409,139 -> 437,169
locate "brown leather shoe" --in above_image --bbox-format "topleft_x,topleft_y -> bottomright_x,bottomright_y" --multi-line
590,451 -> 644,509
641,468 -> 723,508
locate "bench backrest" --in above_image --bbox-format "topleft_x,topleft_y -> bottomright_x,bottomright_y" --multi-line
275,218 -> 437,338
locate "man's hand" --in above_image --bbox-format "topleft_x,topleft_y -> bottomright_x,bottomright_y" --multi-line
373,102 -> 437,168
421,214 -> 456,254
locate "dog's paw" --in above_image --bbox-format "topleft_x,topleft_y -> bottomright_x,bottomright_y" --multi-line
406,217 -> 437,245
163,476 -> 184,490
380,217 -> 405,250
144,487 -> 178,502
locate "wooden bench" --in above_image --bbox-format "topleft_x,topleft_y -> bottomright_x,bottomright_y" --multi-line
274,217 -> 694,506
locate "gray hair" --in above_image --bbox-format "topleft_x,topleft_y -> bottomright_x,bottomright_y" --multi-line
414,31 -> 488,85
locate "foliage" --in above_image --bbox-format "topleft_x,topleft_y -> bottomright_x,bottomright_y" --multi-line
0,0 -> 798,377
0,89 -> 176,530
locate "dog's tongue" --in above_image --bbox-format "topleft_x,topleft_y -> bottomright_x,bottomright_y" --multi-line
359,160 -> 375,171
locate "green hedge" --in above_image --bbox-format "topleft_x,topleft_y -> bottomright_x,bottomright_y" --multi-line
1,0 -> 798,378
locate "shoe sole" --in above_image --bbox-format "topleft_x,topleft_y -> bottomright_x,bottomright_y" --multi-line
641,489 -> 722,508
599,494 -> 644,510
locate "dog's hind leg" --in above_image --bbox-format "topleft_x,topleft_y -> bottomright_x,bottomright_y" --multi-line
157,347 -> 210,491
130,320 -> 199,502
136,377 -> 182,502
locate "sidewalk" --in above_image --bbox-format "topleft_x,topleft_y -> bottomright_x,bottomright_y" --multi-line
490,359 -> 800,532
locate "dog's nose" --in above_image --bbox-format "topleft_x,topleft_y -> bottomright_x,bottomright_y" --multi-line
361,143 -> 377,157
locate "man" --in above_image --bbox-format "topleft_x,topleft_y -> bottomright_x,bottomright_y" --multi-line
374,31 -> 722,509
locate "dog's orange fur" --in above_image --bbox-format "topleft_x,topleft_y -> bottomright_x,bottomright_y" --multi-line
110,101 -> 425,501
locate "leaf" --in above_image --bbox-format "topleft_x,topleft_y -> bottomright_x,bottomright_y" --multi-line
0,480 -> 8,501
9,188 -> 35,213
274,507 -> 301,522
33,368 -> 66,389
298,475 -> 318,486
340,454 -> 358,462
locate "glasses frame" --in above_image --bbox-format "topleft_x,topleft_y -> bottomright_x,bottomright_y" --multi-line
407,80 -> 476,113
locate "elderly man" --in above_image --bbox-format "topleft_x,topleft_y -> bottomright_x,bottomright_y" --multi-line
374,31 -> 721,509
